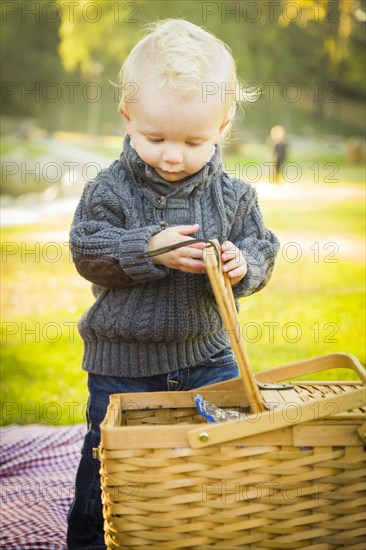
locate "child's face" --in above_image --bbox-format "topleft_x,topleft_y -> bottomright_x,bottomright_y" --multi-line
120,84 -> 228,183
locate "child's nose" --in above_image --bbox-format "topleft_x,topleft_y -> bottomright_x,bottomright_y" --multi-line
162,147 -> 183,164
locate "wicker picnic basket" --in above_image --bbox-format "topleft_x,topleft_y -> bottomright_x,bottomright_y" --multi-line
98,242 -> 366,549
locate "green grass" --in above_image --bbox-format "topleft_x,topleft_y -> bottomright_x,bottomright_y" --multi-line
0,139 -> 47,158
1,218 -> 91,425
240,256 -> 365,378
261,199 -> 365,235
1,187 -> 365,426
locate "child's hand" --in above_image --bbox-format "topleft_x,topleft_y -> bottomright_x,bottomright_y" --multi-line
221,241 -> 247,286
148,224 -> 206,274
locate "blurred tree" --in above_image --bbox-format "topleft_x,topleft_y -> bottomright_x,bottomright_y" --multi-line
58,0 -> 138,74
58,0 -> 142,134
57,0 -> 365,105
279,0 -> 366,116
2,0 -> 363,135
1,0 -> 67,133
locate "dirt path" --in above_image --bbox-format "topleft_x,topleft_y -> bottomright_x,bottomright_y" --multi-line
255,181 -> 364,203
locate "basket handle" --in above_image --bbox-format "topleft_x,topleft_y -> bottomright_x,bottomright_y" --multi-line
187,386 -> 365,448
255,352 -> 366,384
203,240 -> 266,413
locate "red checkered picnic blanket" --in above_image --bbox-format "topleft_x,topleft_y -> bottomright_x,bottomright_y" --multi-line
0,424 -> 86,549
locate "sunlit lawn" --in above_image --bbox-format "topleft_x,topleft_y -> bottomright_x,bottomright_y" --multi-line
1,182 -> 365,426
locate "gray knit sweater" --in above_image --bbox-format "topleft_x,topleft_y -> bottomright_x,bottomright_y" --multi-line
70,136 -> 279,377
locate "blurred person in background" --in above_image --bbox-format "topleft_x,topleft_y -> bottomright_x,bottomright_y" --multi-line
269,125 -> 287,184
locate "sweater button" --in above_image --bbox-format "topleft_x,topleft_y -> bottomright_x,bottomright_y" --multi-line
153,196 -> 167,209
160,221 -> 169,229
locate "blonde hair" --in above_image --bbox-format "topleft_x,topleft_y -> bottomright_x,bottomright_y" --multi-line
118,19 -> 255,127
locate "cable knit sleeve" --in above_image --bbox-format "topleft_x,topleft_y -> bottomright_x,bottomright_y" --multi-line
69,176 -> 168,289
228,183 -> 279,297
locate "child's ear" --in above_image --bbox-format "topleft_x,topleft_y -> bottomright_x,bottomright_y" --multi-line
119,103 -> 132,131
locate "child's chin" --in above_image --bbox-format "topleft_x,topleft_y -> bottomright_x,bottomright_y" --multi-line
157,169 -> 187,182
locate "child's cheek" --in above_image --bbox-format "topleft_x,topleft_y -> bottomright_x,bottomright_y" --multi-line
135,141 -> 156,167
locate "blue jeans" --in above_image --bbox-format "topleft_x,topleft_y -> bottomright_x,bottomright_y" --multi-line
66,348 -> 238,549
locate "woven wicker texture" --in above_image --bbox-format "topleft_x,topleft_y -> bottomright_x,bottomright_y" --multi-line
100,381 -> 365,549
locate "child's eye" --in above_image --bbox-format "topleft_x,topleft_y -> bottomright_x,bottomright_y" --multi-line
186,141 -> 202,147
147,137 -> 163,143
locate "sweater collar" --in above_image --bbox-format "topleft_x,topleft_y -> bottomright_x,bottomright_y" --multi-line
121,135 -> 222,193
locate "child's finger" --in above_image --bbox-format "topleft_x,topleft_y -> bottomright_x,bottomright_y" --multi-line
222,258 -> 243,272
222,251 -> 240,263
227,264 -> 246,277
221,240 -> 236,253
221,241 -> 241,263
178,257 -> 207,273
174,224 -> 200,236
187,241 -> 208,251
175,246 -> 204,260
